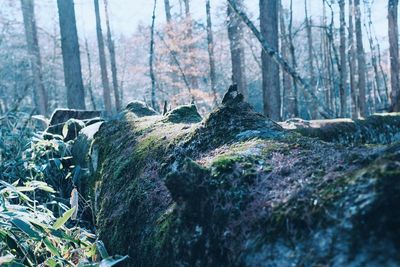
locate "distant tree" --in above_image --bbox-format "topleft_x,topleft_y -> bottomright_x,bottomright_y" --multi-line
20,0 -> 48,115
354,0 -> 366,116
227,0 -> 248,98
338,0 -> 347,117
304,0 -> 316,118
164,0 -> 172,23
348,0 -> 358,118
94,0 -> 112,114
104,0 -> 121,111
206,0 -> 218,105
260,0 -> 280,120
56,0 -> 86,109
150,0 -> 158,109
389,0 -> 400,111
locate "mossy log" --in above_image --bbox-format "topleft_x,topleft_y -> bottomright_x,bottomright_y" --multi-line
280,114 -> 400,145
90,98 -> 400,266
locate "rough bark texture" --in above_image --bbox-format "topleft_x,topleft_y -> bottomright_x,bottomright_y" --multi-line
227,0 -> 248,98
260,0 -> 281,121
389,0 -> 400,111
355,0 -> 367,117
56,0 -> 86,110
20,0 -> 48,115
81,94 -> 400,266
94,0 -> 112,114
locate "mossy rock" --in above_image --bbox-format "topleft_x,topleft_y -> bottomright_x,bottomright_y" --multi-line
162,104 -> 202,124
125,101 -> 158,117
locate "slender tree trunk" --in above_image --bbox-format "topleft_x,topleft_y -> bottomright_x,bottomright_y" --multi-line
279,2 -> 292,119
164,0 -> 172,23
94,0 -> 112,114
150,0 -> 157,110
259,0 -> 280,120
104,0 -> 121,111
20,0 -> 48,115
183,0 -> 199,91
355,0 -> 367,116
84,39 -> 97,110
287,0 -> 298,118
227,0 -> 334,118
304,0 -> 317,118
389,0 -> 400,111
348,0 -> 358,118
56,0 -> 86,109
338,0 -> 347,117
206,0 -> 218,105
227,0 -> 248,98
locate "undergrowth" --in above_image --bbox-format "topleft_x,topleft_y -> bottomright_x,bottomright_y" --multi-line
0,112 -> 126,266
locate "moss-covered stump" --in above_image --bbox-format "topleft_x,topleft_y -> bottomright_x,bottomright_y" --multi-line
280,113 -> 400,145
92,99 -> 400,266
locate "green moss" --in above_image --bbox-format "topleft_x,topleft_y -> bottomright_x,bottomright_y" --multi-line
163,104 -> 202,124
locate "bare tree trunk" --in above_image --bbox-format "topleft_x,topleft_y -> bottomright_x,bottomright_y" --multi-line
183,0 -> 199,91
94,0 -> 112,114
348,0 -> 358,119
56,0 -> 86,110
150,0 -> 158,110
355,0 -> 367,116
389,0 -> 400,111
287,0 -> 298,118
164,0 -> 172,23
227,0 -> 248,98
206,0 -> 218,105
338,0 -> 347,117
304,0 -> 317,119
104,0 -> 121,111
20,0 -> 48,115
227,0 -> 334,118
279,2 -> 293,119
84,39 -> 97,110
260,0 -> 280,120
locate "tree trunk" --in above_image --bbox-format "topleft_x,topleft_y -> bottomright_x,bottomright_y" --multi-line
227,0 -> 248,99
206,0 -> 218,105
84,39 -> 97,110
304,0 -> 317,119
104,0 -> 121,111
279,2 -> 293,119
227,0 -> 333,118
150,0 -> 158,110
94,0 -> 112,114
164,0 -> 172,23
259,0 -> 281,121
389,0 -> 400,111
355,0 -> 367,117
56,0 -> 86,110
20,0 -> 48,115
348,0 -> 358,119
338,0 -> 347,117
288,0 -> 298,118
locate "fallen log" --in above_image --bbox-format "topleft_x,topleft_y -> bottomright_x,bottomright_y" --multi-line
280,113 -> 400,145
88,96 -> 400,266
